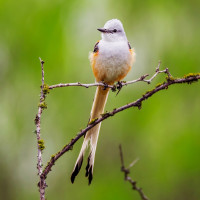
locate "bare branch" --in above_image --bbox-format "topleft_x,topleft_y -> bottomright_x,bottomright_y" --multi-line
48,62 -> 172,92
40,71 -> 200,184
48,74 -> 149,90
49,82 -> 114,89
35,57 -> 47,200
119,145 -> 149,200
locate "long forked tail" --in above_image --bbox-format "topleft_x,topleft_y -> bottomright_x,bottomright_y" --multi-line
71,86 -> 109,184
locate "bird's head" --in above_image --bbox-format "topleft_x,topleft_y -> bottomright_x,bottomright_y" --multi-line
98,19 -> 127,42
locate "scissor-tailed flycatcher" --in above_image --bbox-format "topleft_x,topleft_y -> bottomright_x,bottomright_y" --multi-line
71,19 -> 135,184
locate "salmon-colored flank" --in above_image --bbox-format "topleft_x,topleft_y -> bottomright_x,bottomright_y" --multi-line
91,52 -> 99,81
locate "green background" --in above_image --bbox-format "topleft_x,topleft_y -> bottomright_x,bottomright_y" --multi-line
0,0 -> 200,199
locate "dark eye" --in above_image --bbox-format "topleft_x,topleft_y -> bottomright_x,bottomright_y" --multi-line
113,29 -> 117,32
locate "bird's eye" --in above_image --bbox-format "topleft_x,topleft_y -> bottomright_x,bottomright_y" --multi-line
113,29 -> 117,32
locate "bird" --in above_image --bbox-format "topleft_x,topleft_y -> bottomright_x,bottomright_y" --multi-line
71,19 -> 135,185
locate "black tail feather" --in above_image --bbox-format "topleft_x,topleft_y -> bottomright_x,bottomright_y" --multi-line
85,153 -> 91,177
88,166 -> 93,185
71,154 -> 83,183
85,153 -> 93,185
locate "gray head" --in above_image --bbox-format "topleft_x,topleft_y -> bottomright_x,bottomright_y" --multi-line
97,19 -> 127,42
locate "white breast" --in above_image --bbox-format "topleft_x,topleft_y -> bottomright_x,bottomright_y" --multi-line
95,40 -> 132,83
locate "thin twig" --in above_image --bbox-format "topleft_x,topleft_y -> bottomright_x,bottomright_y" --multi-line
35,57 -> 46,200
40,72 -> 200,184
128,158 -> 140,169
49,82 -> 114,89
48,62 -> 169,91
119,145 -> 149,200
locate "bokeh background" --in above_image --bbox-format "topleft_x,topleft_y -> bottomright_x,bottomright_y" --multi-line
0,0 -> 200,199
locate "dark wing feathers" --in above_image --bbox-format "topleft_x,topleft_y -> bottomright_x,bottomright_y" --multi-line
128,41 -> 131,49
93,41 -> 99,53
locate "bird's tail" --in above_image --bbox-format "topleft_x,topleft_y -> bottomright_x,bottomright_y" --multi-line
71,86 -> 109,184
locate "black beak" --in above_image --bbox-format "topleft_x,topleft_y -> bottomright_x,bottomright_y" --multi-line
97,28 -> 114,33
97,28 -> 107,33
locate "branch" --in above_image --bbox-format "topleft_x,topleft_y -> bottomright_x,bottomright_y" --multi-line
40,71 -> 200,184
119,145 -> 148,200
34,58 -> 47,200
48,62 -> 171,92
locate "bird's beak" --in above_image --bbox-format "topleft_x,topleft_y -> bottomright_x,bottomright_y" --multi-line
97,28 -> 109,33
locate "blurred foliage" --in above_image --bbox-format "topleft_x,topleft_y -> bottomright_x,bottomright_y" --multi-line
0,0 -> 200,199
